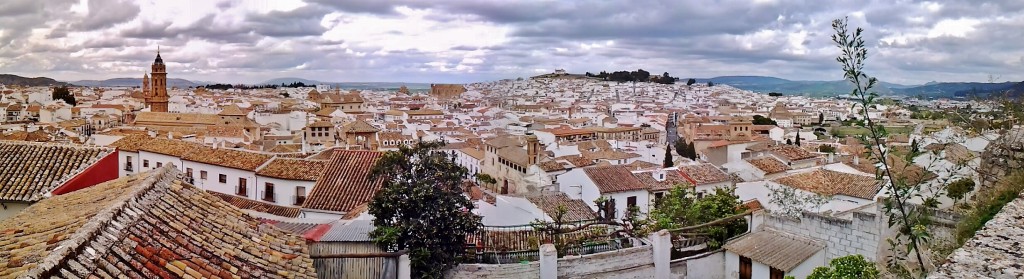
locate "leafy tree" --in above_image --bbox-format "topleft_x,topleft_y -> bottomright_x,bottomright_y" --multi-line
663,145 -> 674,168
819,112 -> 825,125
686,78 -> 696,86
280,92 -> 290,98
707,81 -> 714,87
475,173 -> 497,185
368,141 -> 482,278
52,86 -> 76,105
630,69 -> 650,82
645,186 -> 747,248
806,254 -> 880,279
795,133 -> 802,146
768,92 -> 784,97
751,115 -> 778,126
786,138 -> 793,145
657,74 -> 676,84
910,138 -> 920,155
946,178 -> 975,204
818,145 -> 836,153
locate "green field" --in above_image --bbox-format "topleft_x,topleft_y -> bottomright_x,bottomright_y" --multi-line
831,126 -> 913,137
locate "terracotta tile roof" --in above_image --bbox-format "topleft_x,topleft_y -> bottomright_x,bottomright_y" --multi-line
0,166 -> 316,278
625,160 -> 661,170
304,150 -> 385,212
0,141 -> 113,202
746,157 -> 788,174
538,160 -> 566,172
138,138 -> 204,157
773,169 -> 883,199
632,171 -> 691,192
218,104 -> 246,116
459,147 -> 485,160
256,157 -> 328,181
583,165 -> 648,194
484,136 -> 523,148
581,150 -> 642,161
724,229 -> 824,272
523,192 -> 597,222
208,190 -> 301,218
770,145 -> 819,161
677,163 -> 732,185
340,120 -> 379,133
268,143 -> 302,153
741,199 -> 764,211
182,146 -> 273,171
556,154 -> 594,168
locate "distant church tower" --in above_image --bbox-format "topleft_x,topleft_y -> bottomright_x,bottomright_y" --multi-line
147,48 -> 169,112
141,72 -> 151,103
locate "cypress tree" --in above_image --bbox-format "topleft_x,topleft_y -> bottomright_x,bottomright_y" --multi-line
664,146 -> 674,168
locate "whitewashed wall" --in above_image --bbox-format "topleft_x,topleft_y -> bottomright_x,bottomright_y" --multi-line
180,161 -> 257,198
256,176 -> 316,207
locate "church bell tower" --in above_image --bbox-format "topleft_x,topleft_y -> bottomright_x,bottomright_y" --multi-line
148,48 -> 169,112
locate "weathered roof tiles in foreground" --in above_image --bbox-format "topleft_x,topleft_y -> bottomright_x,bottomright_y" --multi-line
0,140 -> 113,202
0,166 -> 317,278
303,150 -> 385,213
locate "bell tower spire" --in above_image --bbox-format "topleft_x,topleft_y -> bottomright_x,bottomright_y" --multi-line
148,47 -> 169,112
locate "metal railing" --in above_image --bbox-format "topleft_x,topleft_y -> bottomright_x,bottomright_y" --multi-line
665,210 -> 753,259
261,191 -> 277,203
461,219 -> 635,264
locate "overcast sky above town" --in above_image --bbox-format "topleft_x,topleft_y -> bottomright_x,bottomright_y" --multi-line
1,0 -> 1022,85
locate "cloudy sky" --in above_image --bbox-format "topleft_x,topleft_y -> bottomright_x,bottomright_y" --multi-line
1,0 -> 1022,85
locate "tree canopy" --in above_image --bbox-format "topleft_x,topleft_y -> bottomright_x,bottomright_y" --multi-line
368,141 -> 482,278
752,115 -> 778,126
644,186 -> 747,248
51,86 -> 76,106
805,254 -> 879,279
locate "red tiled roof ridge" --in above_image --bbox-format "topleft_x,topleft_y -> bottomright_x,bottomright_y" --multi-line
303,150 -> 386,212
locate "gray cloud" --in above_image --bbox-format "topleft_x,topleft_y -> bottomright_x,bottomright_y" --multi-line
2,0 -> 1024,85
75,0 -> 141,30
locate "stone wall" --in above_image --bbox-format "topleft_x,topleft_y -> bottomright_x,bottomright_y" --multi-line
446,262 -> 541,279
763,210 -> 881,262
558,246 -> 654,278
977,128 -> 1024,190
429,84 -> 466,99
447,246 -> 655,279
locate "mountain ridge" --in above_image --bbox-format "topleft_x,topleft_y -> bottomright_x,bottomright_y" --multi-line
0,74 -> 68,87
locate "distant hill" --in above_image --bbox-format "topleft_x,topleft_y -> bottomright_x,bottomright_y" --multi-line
696,76 -> 897,96
696,75 -> 1024,99
891,82 -> 1021,98
70,78 -> 201,88
0,74 -> 68,87
262,77 -> 432,91
262,77 -> 323,86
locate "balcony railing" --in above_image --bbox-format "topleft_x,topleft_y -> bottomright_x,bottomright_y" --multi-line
293,195 -> 306,206
235,185 -> 248,197
261,191 -> 276,203
124,165 -> 133,172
